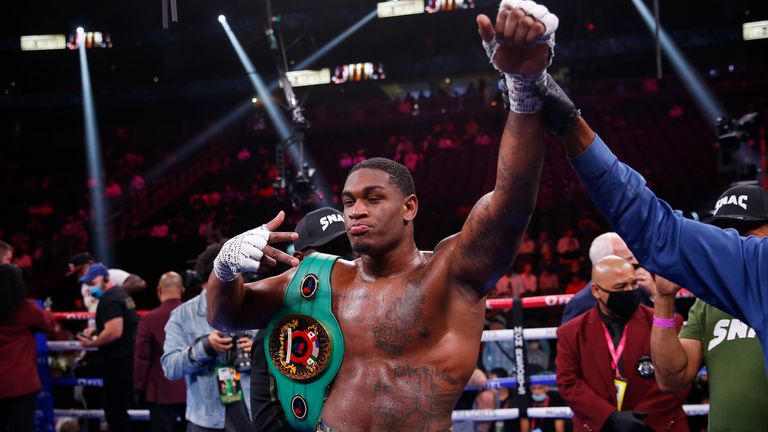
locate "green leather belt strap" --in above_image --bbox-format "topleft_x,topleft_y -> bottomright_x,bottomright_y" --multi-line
264,252 -> 344,432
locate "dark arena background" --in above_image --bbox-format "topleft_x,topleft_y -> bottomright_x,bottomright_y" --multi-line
2,0 -> 768,430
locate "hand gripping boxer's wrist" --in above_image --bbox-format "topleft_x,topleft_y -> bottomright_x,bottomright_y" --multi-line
213,211 -> 300,282
534,73 -> 581,135
478,0 -> 559,113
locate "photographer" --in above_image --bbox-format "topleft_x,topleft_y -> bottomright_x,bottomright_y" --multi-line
162,244 -> 256,431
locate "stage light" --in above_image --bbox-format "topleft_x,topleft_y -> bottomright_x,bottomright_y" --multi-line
251,97 -> 259,104
76,27 -> 84,34
218,15 -> 226,23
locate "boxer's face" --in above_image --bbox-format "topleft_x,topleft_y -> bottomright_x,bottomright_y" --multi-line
342,168 -> 414,256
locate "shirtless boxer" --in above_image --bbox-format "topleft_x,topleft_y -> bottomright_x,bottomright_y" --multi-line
207,1 -> 558,430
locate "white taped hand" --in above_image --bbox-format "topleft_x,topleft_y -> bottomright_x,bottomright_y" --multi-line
213,225 -> 271,282
500,0 -> 558,44
482,0 -> 559,113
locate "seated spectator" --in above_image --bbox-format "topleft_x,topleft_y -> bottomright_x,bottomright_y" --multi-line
474,367 -> 567,432
516,262 -> 538,297
538,266 -> 560,295
481,316 -> 516,375
556,228 -> 580,264
565,271 -> 587,295
403,151 -> 420,172
474,131 -> 492,146
521,368 -> 568,432
437,134 -> 454,149
526,339 -> 551,371
536,248 -> 560,277
517,231 -> 536,264
105,178 -> 123,198
536,231 -> 554,256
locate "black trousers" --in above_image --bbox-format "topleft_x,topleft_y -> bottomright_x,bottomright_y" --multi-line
186,401 -> 251,432
0,391 -> 38,432
149,403 -> 186,432
101,355 -> 133,432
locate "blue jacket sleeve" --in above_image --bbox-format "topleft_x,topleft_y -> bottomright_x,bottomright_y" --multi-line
161,308 -> 215,380
569,135 -> 768,333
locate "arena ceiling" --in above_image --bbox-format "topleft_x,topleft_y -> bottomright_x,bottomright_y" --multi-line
1,0 -> 766,110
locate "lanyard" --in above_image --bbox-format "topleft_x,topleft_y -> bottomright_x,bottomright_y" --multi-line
530,395 -> 550,430
601,321 -> 627,378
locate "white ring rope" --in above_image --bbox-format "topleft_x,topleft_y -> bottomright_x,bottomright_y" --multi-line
45,327 -> 560,354
51,405 -> 710,422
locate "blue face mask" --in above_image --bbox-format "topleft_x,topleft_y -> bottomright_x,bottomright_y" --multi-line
531,393 -> 547,402
89,285 -> 104,299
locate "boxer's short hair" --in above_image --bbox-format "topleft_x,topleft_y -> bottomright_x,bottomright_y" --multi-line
348,157 -> 415,197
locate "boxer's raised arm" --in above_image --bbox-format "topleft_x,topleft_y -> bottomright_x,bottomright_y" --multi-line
451,3 -> 556,294
206,211 -> 299,330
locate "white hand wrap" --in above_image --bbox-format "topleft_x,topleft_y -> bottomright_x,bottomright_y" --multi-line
483,0 -> 559,113
500,0 -> 558,46
213,225 -> 270,282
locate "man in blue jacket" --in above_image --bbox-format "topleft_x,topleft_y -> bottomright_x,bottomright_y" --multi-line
162,244 -> 257,431
531,73 -> 768,369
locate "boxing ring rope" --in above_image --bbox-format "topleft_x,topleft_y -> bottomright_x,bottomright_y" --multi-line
485,290 -> 695,310
47,291 -> 707,423
51,370 -> 708,392
52,404 -> 710,422
49,290 -> 696,321
451,404 -> 710,421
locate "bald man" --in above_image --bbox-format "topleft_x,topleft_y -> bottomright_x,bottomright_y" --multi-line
556,257 -> 689,432
134,272 -> 187,432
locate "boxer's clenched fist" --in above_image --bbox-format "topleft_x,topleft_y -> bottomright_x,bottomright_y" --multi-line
477,0 -> 559,113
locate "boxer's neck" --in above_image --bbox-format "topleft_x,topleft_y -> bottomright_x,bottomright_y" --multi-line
358,241 -> 423,280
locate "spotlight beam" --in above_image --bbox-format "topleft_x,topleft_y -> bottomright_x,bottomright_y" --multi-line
220,19 -> 292,140
77,28 -> 112,266
219,18 -> 330,206
143,100 -> 252,183
293,9 -> 377,72
630,0 -> 725,124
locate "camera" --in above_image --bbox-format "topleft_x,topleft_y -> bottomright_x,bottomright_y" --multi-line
229,332 -> 252,372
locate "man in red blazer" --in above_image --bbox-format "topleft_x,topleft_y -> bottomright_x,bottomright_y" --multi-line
134,272 -> 187,431
556,256 -> 689,432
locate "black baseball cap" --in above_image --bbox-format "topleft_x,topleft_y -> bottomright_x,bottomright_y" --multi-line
66,252 -> 94,276
294,207 -> 348,252
703,184 -> 768,226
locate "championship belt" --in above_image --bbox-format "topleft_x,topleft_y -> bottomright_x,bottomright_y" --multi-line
264,253 -> 344,431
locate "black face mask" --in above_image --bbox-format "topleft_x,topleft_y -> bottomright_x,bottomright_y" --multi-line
597,286 -> 642,319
